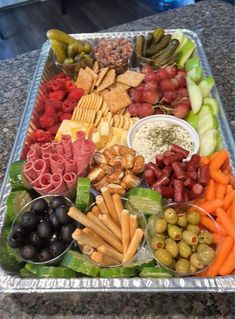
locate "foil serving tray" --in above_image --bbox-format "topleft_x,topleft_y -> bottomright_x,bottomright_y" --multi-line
0,30 -> 234,293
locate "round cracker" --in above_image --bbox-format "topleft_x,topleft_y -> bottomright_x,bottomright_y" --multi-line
123,116 -> 130,130
113,115 -> 120,128
94,110 -> 102,127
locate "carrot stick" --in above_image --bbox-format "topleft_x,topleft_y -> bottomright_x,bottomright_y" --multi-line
206,236 -> 234,277
229,174 -> 235,189
206,179 -> 215,201
210,150 -> 228,170
200,199 -> 223,214
210,169 -> 229,185
226,185 -> 234,195
223,168 -> 231,176
216,208 -> 235,237
219,245 -> 235,276
200,156 -> 210,165
212,233 -> 225,245
200,216 -> 219,233
215,183 -> 226,200
223,191 -> 235,210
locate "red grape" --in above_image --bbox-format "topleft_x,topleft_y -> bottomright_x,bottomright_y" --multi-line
177,88 -> 189,97
138,103 -> 154,118
157,68 -> 169,80
171,97 -> 190,107
142,89 -> 160,104
141,64 -> 153,75
129,88 -> 143,103
171,78 -> 179,89
144,73 -> 157,83
128,103 -> 140,116
136,83 -> 145,92
172,103 -> 190,118
165,66 -> 177,78
154,73 -> 161,84
177,69 -> 186,78
175,76 -> 186,88
144,81 -> 158,91
160,79 -> 175,91
154,108 -> 164,115
163,90 -> 177,103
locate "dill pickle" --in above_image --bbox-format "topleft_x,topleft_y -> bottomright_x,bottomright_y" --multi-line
152,28 -> 165,43
51,39 -> 67,64
63,57 -> 74,66
135,35 -> 145,56
83,42 -> 92,53
67,44 -> 78,58
153,39 -> 179,67
47,29 -> 84,52
147,34 -> 172,57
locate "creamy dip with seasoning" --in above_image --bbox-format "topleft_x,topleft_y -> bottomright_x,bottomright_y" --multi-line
131,120 -> 194,162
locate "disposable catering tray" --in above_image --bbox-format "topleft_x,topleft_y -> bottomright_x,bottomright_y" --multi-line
0,30 -> 234,293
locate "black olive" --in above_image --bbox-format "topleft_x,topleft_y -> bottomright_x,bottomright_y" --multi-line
55,206 -> 71,224
21,211 -> 39,230
8,231 -> 25,248
31,198 -> 48,213
28,231 -> 44,247
61,223 -> 76,243
37,221 -> 53,239
47,233 -> 60,245
38,248 -> 52,262
39,214 -> 50,223
49,240 -> 66,257
50,196 -> 68,209
20,244 -> 36,260
49,212 -> 61,231
12,223 -> 26,234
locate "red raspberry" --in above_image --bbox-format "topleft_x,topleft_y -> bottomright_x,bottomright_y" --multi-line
39,115 -> 55,128
34,129 -> 52,143
67,88 -> 84,100
62,99 -> 77,113
48,90 -> 66,101
65,80 -> 76,92
45,99 -> 63,111
60,113 -> 72,121
54,72 -> 67,79
47,124 -> 60,136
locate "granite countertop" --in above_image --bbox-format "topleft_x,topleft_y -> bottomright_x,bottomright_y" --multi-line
0,0 -> 234,318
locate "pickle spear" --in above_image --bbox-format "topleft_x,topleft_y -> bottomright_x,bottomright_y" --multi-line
147,34 -> 171,57
153,39 -> 179,67
135,35 -> 145,56
51,40 -> 67,64
152,28 -> 165,43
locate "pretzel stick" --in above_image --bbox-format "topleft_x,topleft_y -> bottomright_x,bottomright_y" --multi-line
91,205 -> 100,216
82,245 -> 94,256
101,187 -> 120,224
87,211 -> 116,239
123,228 -> 143,263
98,213 -> 122,240
129,214 -> 137,239
96,195 -> 110,215
68,207 -> 123,252
82,228 -> 113,249
112,193 -> 123,223
91,251 -> 120,266
97,245 -> 123,262
72,229 -> 105,248
121,209 -> 130,254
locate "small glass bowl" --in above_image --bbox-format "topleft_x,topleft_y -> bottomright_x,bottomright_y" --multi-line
77,197 -> 147,268
147,202 -> 219,277
9,195 -> 75,266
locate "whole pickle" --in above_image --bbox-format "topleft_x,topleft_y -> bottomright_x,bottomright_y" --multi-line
83,42 -> 92,53
135,35 -> 145,56
51,39 -> 67,64
153,39 -> 179,67
63,57 -> 75,65
67,44 -> 78,58
147,34 -> 172,57
152,28 -> 165,43
47,29 -> 84,52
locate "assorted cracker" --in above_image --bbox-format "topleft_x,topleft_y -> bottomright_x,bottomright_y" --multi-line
103,87 -> 131,114
116,70 -> 145,87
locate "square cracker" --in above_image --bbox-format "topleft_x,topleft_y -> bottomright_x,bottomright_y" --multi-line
109,82 -> 131,91
95,67 -> 109,87
92,61 -> 99,74
96,69 -> 116,92
103,87 -> 131,114
76,68 -> 93,95
85,67 -> 98,93
116,70 -> 145,87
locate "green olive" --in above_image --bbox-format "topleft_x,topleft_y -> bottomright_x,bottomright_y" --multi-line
182,230 -> 199,246
63,57 -> 74,65
169,258 -> 176,270
192,245 -> 197,253
189,264 -> 197,273
155,218 -> 167,233
190,253 -> 204,269
164,208 -> 178,224
177,214 -> 187,228
199,231 -> 213,245
197,244 -> 210,253
154,249 -> 173,267
187,224 -> 200,235
175,258 -> 190,273
165,239 -> 179,258
197,246 -> 215,266
150,235 -> 165,250
148,215 -> 158,236
178,241 -> 192,258
168,225 -> 182,241
186,211 -> 200,225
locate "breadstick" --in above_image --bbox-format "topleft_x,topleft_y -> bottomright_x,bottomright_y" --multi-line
121,209 -> 130,254
91,205 -> 100,216
101,187 -> 120,224
98,213 -> 122,240
82,245 -> 94,256
112,193 -> 123,223
72,229 -> 104,248
87,211 -> 116,239
123,228 -> 143,263
91,251 -> 120,266
68,207 -> 123,252
82,228 -> 113,249
96,195 -> 110,215
129,214 -> 137,239
97,245 -> 123,263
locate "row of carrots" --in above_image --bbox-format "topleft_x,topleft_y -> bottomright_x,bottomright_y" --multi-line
194,149 -> 235,277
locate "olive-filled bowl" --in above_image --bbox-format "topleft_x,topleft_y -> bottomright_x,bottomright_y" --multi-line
8,195 -> 77,265
147,202 -> 219,277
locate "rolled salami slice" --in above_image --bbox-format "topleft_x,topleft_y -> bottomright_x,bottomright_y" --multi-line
61,135 -> 73,157
65,159 -> 76,173
51,173 -> 63,187
34,173 -> 55,194
49,173 -> 67,195
30,143 -> 41,157
50,154 -> 65,174
64,172 -> 77,190
23,161 -> 37,181
41,142 -> 53,155
33,159 -> 49,175
26,149 -> 39,162
53,141 -> 64,155
42,153 -> 51,169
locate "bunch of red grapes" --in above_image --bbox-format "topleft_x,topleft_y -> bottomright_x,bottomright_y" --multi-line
128,65 -> 191,119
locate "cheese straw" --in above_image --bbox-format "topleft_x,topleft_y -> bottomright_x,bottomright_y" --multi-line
96,195 -> 110,215
129,214 -> 137,239
101,187 -> 120,225
112,193 -> 123,223
97,245 -> 123,263
91,205 -> 100,216
68,207 -> 123,252
87,211 -> 116,238
82,228 -> 113,249
121,209 -> 130,254
91,251 -> 120,266
98,213 -> 122,240
72,229 -> 105,248
82,245 -> 94,256
123,228 -> 144,263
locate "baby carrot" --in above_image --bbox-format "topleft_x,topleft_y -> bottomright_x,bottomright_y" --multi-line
215,183 -> 226,200
210,151 -> 220,162
200,199 -> 223,214
210,150 -> 228,170
229,174 -> 235,189
229,200 -> 235,224
216,208 -> 235,237
223,190 -> 235,210
206,236 -> 234,277
200,216 -> 219,233
215,220 -> 228,237
219,245 -> 235,276
206,179 -> 215,201
226,185 -> 234,195
200,156 -> 210,165
212,232 -> 225,245
210,169 -> 229,185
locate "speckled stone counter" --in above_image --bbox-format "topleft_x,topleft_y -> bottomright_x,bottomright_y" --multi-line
0,0 -> 234,318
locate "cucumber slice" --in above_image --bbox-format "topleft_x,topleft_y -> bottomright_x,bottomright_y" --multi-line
199,129 -> 217,156
185,110 -> 199,130
185,57 -> 200,72
177,38 -> 196,68
147,215 -> 158,236
187,66 -> 203,83
198,112 -> 218,135
187,80 -> 203,114
139,267 -> 172,278
25,263 -> 76,278
203,97 -> 219,115
127,188 -> 162,216
6,190 -> 32,225
24,263 -> 39,275
126,258 -> 156,272
199,77 -> 215,98
20,267 -> 36,278
8,160 -> 31,191
61,250 -> 100,277
100,267 -> 137,278
76,178 -> 91,212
